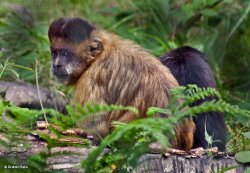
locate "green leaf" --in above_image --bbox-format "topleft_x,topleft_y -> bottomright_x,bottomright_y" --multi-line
206,0 -> 221,6
11,64 -> 34,72
243,131 -> 250,139
244,168 -> 250,173
235,151 -> 250,163
201,9 -> 218,17
8,69 -> 20,79
205,128 -> 213,145
0,101 -> 4,115
217,165 -> 240,173
146,107 -> 171,117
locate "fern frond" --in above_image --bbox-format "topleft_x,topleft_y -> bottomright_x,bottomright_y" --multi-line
183,84 -> 221,106
67,103 -> 139,117
146,107 -> 171,117
82,117 -> 177,172
186,100 -> 250,118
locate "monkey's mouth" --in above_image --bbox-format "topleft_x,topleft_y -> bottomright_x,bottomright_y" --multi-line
53,72 -> 69,81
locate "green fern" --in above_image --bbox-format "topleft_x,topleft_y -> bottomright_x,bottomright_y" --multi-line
187,100 -> 250,118
60,103 -> 139,128
176,84 -> 221,107
68,103 -> 138,117
1,84 -> 249,172
82,85 -> 250,172
82,117 -> 177,172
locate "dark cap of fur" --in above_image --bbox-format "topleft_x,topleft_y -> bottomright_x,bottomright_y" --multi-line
48,17 -> 95,42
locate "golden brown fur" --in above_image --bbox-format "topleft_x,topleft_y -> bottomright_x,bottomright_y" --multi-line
48,18 -> 195,150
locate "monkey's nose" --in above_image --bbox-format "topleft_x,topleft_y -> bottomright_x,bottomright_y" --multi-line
53,64 -> 62,69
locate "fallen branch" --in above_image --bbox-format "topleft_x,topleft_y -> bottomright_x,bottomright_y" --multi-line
0,81 -> 67,112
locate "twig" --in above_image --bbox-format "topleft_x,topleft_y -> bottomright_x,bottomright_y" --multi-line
35,60 -> 48,123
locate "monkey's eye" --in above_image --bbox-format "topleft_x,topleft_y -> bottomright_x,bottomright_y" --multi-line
51,51 -> 56,56
62,52 -> 68,56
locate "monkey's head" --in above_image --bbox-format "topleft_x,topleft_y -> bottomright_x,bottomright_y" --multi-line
48,17 -> 103,85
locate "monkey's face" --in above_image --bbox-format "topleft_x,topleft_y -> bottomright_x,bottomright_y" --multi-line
48,18 -> 105,85
48,17 -> 102,85
51,46 -> 86,85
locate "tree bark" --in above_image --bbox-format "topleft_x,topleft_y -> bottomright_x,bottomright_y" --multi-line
0,135 -> 248,173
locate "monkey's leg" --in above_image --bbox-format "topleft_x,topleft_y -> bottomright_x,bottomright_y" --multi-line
171,119 -> 196,151
62,128 -> 87,138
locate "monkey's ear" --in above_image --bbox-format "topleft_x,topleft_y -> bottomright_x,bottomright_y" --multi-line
89,38 -> 103,56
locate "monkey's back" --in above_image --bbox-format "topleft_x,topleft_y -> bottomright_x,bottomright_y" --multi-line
75,34 -> 178,115
160,46 -> 227,151
74,33 -> 180,138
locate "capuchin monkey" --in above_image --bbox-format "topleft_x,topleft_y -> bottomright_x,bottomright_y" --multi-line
160,46 -> 227,151
48,17 -> 195,150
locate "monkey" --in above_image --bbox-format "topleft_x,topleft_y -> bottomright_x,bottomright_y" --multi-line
160,46 -> 227,151
48,17 -> 195,150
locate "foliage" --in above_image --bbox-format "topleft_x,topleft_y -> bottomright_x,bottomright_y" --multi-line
0,85 -> 249,171
234,129 -> 250,164
0,0 -> 249,109
0,51 -> 32,79
0,0 -> 249,171
0,5 -> 49,83
82,85 -> 250,172
0,100 -> 141,172
235,151 -> 250,164
0,0 -> 249,104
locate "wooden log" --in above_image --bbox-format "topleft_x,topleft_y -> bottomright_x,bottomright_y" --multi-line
0,134 -> 248,173
139,154 -> 245,173
0,81 -> 67,112
0,82 -> 248,172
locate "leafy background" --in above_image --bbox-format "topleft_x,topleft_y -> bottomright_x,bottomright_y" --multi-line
0,0 -> 250,171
